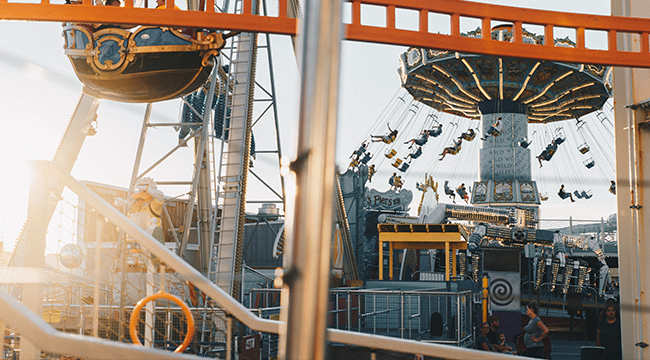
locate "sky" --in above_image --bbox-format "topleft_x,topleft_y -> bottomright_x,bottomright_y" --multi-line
0,0 -> 616,251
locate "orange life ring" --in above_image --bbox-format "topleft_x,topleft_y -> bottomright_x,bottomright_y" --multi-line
129,291 -> 195,352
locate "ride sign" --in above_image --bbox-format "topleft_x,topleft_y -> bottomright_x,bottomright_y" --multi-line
364,188 -> 412,212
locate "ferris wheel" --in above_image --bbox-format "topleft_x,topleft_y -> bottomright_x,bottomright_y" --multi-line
9,0 -> 299,301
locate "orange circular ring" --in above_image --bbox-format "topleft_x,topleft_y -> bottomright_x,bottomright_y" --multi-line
129,291 -> 195,353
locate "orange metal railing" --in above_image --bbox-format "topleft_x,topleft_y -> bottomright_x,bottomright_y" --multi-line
0,0 -> 297,35
2,0 -> 650,66
344,0 -> 650,68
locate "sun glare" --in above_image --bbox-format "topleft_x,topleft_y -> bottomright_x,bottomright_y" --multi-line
0,156 -> 31,251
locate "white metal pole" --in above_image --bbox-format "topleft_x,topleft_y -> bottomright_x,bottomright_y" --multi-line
93,218 -> 103,338
612,0 -> 650,358
20,162 -> 51,359
280,0 -> 343,358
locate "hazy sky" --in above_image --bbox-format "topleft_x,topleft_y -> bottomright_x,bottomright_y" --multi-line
0,0 -> 616,250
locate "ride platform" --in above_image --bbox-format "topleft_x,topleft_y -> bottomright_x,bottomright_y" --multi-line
378,223 -> 466,281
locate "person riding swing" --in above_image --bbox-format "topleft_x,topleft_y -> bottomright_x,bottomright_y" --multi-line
456,183 -> 469,203
439,138 -> 462,160
371,123 -> 399,144
536,139 -> 558,168
404,130 -> 429,148
389,172 -> 404,191
405,145 -> 423,162
444,180 -> 456,203
459,128 -> 476,141
481,116 -> 504,141
558,184 -> 575,202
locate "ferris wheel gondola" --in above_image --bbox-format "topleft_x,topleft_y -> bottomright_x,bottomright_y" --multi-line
63,24 -> 227,102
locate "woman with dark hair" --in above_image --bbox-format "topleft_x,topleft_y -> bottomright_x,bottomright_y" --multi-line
523,301 -> 549,358
597,303 -> 622,360
476,322 -> 496,352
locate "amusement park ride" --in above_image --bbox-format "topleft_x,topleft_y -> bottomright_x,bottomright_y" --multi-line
2,0 -> 650,360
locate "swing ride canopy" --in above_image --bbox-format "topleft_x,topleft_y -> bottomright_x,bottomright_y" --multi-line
398,25 -> 612,123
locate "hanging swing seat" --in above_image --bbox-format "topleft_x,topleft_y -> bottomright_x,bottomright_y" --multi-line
447,144 -> 461,155
575,189 -> 593,199
352,147 -> 365,159
385,148 -> 397,159
360,153 -> 372,164
391,158 -> 403,168
459,129 -> 476,141
398,162 -> 410,172
519,138 -> 532,149
540,193 -> 549,201
578,143 -> 590,154
584,158 -> 595,169
349,158 -> 359,169
428,126 -> 443,137
443,183 -> 455,197
63,25 -> 226,103
409,147 -> 423,160
554,127 -> 566,145
389,176 -> 403,189
456,187 -> 468,199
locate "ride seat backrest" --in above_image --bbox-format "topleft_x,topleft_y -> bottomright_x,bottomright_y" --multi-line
430,312 -> 444,337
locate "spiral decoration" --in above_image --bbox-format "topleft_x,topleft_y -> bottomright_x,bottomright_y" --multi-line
490,278 -> 514,306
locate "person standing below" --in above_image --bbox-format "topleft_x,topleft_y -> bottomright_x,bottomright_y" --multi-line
476,322 -> 497,352
523,301 -> 549,358
486,315 -> 514,354
597,304 -> 622,360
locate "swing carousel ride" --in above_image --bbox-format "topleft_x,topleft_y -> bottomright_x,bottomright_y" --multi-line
343,24 -> 617,303
0,0 -> 631,358
348,24 -> 615,213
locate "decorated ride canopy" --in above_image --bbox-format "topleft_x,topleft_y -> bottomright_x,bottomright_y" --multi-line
398,25 -> 612,122
63,25 -> 225,103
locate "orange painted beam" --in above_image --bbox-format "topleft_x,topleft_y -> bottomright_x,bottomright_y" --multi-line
344,0 -> 650,68
0,2 -> 297,35
3,0 -> 650,67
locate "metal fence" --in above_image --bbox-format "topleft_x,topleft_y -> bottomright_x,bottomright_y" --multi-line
0,161 -> 286,360
249,288 -> 474,347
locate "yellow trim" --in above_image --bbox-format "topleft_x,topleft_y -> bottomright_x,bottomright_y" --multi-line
523,70 -> 574,105
92,34 -> 127,71
460,58 -> 492,100
512,62 -> 540,102
430,64 -> 483,102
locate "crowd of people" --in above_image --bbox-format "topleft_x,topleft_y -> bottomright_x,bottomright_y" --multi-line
473,300 -> 622,359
